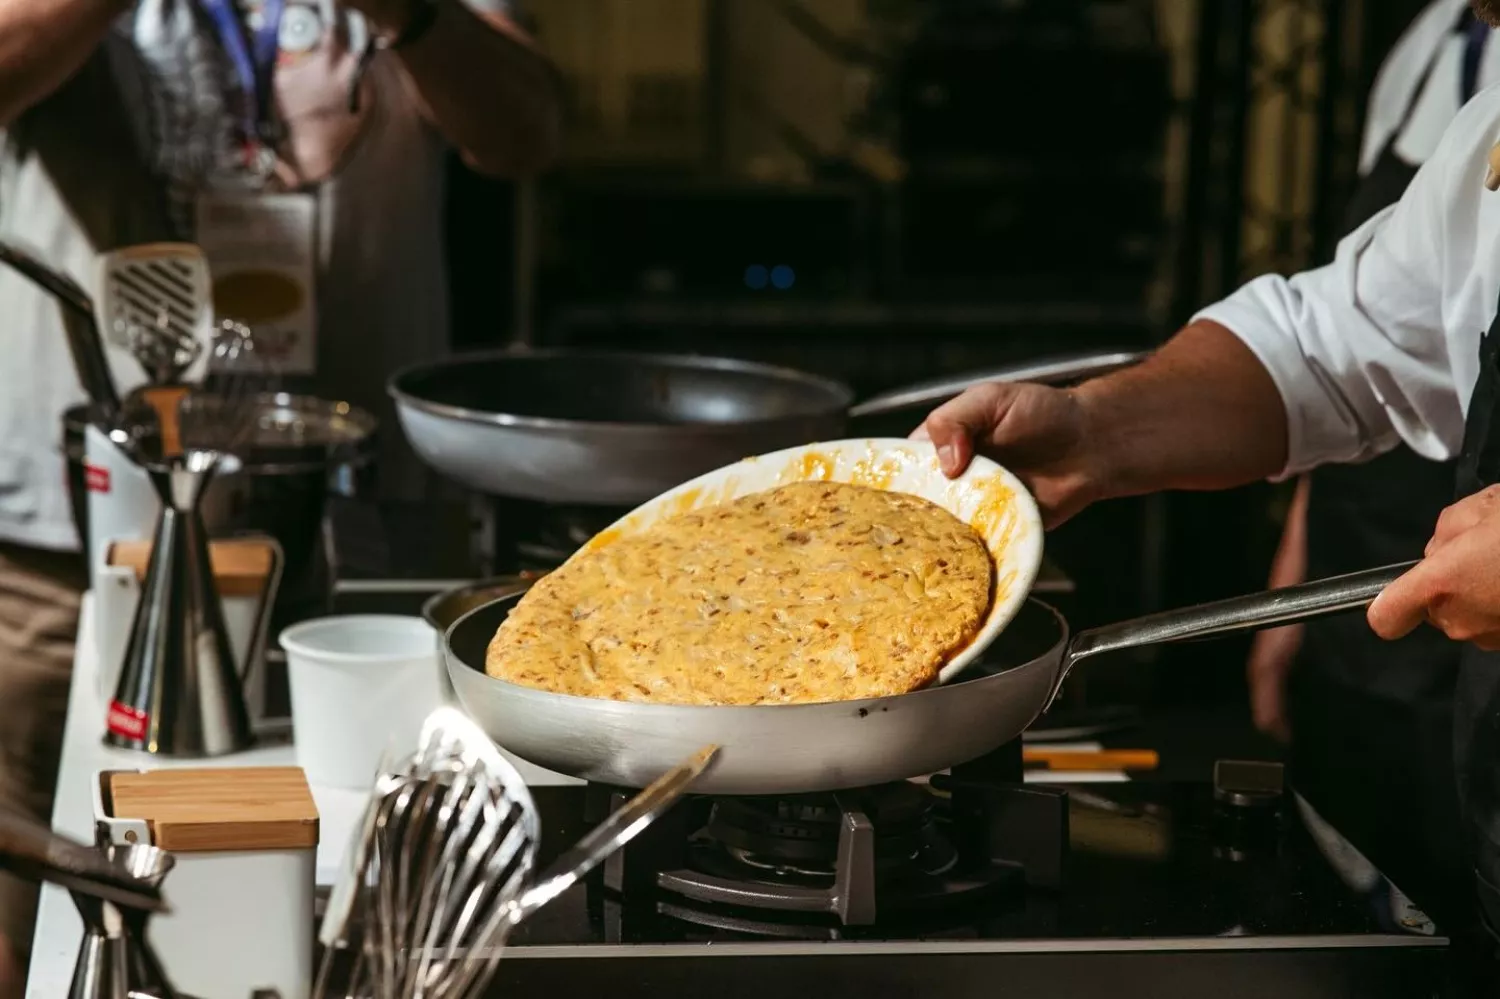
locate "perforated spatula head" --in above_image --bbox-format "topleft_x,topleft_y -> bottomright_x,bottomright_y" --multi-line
97,243 -> 213,385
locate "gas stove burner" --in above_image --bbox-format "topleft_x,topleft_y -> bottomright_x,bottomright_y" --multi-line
703,783 -> 953,880
587,742 -> 1067,930
652,784 -> 1049,926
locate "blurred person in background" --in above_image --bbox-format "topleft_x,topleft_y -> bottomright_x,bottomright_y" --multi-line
1245,0 -> 1493,932
0,0 -> 560,989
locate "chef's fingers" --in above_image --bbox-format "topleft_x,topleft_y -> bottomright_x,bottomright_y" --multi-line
909,424 -> 931,442
920,384 -> 1012,478
1427,485 -> 1500,555
1367,559 -> 1439,641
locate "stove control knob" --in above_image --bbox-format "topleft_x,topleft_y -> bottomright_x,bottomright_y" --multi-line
1211,759 -> 1284,810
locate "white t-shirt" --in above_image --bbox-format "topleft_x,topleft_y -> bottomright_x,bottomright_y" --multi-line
0,0 -> 503,551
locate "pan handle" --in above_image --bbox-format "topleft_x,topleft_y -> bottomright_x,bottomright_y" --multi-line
1044,561 -> 1418,711
0,239 -> 121,421
847,350 -> 1149,420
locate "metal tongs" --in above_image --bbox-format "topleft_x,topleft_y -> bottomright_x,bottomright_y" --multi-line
314,708 -> 717,999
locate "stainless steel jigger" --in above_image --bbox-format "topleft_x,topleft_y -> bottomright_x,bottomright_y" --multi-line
105,450 -> 253,756
69,843 -> 177,999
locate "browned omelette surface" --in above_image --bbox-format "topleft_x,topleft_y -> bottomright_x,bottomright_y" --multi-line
485,481 -> 994,706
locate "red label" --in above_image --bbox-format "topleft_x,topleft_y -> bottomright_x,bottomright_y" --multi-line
106,702 -> 148,741
84,464 -> 110,494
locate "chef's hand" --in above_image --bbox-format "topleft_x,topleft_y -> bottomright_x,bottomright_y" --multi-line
910,323 -> 1288,528
912,382 -> 1102,527
1368,485 -> 1500,648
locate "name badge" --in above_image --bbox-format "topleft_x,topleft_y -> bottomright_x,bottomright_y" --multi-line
196,191 -> 319,375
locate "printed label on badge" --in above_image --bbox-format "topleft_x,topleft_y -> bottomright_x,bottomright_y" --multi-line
196,191 -> 318,375
84,464 -> 110,493
106,702 -> 148,741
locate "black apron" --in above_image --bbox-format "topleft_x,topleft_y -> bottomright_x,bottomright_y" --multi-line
1288,11 -> 1490,936
1439,232 -> 1500,999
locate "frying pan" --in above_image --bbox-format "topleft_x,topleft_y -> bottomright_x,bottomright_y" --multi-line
446,562 -> 1410,795
388,348 -> 1143,505
440,434 -> 1415,794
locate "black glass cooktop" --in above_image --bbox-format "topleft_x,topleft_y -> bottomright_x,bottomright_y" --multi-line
510,783 -> 1435,948
478,782 -> 1450,999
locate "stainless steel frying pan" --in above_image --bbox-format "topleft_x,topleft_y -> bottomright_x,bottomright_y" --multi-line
388,348 -> 1143,505
445,561 -> 1413,795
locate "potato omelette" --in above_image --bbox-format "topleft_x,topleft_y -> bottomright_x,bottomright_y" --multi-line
485,481 -> 994,706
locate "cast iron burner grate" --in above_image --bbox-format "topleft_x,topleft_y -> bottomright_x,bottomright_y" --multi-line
589,741 -> 1068,929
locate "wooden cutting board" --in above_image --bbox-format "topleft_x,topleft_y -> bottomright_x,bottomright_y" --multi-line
109,767 -> 319,853
108,537 -> 274,598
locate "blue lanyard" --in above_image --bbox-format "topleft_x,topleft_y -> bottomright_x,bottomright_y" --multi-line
198,0 -> 285,154
1462,11 -> 1491,104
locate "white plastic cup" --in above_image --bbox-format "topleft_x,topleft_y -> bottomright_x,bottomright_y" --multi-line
278,615 -> 444,790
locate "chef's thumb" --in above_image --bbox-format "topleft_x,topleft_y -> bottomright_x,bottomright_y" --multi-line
920,417 -> 976,478
918,386 -> 1012,478
1366,563 -> 1432,641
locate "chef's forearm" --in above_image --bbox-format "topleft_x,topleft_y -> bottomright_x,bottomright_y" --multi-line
1073,320 -> 1290,501
384,0 -> 561,177
0,0 -> 129,126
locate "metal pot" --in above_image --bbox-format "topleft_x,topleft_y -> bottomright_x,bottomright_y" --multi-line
63,394 -> 376,628
189,393 -> 377,631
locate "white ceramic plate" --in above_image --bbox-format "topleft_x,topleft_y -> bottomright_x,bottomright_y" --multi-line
568,438 -> 1045,686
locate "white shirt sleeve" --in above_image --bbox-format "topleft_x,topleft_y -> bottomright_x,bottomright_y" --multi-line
1192,86 -> 1500,479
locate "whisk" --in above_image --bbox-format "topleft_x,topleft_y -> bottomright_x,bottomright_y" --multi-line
317,708 -> 716,999
176,319 -> 275,461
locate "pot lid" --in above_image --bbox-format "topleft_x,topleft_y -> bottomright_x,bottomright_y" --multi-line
178,391 -> 377,471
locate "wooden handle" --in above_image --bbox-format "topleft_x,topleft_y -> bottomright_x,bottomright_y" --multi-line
1023,749 -> 1159,772
1487,142 -> 1500,192
108,537 -> 274,597
139,385 -> 190,458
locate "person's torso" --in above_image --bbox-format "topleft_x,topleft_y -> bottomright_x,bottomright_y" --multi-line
0,0 -> 457,549
1301,3 -> 1497,697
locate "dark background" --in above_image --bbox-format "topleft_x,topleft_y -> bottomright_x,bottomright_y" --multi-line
441,0 -> 1439,722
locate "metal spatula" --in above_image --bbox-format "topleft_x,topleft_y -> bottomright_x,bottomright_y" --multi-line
98,244 -> 214,456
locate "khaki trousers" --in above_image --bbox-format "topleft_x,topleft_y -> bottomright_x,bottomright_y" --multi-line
0,542 -> 85,965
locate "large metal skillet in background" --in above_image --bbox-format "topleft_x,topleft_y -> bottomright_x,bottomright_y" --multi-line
388,348 -> 1143,504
